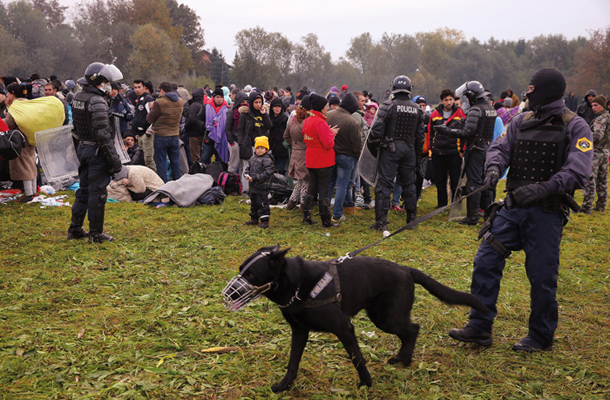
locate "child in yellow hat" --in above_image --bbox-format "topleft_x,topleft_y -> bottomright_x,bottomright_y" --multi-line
244,136 -> 275,228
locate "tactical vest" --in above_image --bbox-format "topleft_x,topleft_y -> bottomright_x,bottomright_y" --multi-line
506,111 -> 575,190
474,103 -> 497,143
388,98 -> 419,145
71,91 -> 97,141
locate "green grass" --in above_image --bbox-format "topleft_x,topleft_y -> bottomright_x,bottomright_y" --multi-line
1,184 -> 609,399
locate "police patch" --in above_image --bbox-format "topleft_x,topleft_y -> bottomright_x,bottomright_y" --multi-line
576,137 -> 593,152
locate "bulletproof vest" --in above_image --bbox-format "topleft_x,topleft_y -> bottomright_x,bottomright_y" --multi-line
473,103 -> 497,142
506,112 -> 572,190
71,91 -> 97,141
388,98 -> 419,145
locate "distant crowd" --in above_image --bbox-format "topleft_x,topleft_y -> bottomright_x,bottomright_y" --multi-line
1,73 -> 609,224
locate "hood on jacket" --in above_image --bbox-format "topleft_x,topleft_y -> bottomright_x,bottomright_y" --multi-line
339,93 -> 359,114
191,88 -> 205,102
164,92 -> 180,102
270,97 -> 285,113
248,92 -> 264,109
233,90 -> 248,108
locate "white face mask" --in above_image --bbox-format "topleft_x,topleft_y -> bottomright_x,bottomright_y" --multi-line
100,83 -> 112,93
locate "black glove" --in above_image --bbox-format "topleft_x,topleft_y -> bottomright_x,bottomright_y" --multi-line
433,124 -> 448,134
511,183 -> 551,207
484,166 -> 501,188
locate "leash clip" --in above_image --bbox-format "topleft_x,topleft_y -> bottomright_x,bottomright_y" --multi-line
335,253 -> 353,265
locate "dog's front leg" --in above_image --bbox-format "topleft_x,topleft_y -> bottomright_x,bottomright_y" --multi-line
335,324 -> 372,388
271,326 -> 309,393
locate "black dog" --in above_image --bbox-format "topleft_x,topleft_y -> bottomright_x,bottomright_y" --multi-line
223,245 -> 488,392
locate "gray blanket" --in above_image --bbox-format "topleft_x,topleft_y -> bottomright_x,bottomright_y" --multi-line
142,173 -> 214,207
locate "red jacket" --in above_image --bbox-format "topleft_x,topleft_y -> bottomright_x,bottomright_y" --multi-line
302,110 -> 335,168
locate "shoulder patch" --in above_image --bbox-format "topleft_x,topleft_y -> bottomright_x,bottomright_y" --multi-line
576,137 -> 593,152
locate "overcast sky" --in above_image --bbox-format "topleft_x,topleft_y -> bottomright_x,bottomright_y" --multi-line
177,0 -> 609,62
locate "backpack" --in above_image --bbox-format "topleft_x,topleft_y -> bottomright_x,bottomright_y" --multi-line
268,173 -> 292,205
197,186 -> 227,205
205,161 -> 225,184
0,130 -> 26,161
218,171 -> 242,195
188,160 -> 208,174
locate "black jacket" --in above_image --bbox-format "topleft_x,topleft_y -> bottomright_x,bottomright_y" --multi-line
185,88 -> 206,137
244,151 -> 275,193
132,93 -> 155,134
268,98 -> 289,158
127,144 -> 145,166
236,93 -> 272,159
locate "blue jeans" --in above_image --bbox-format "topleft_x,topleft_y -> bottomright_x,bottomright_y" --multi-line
329,154 -> 356,218
154,135 -> 182,182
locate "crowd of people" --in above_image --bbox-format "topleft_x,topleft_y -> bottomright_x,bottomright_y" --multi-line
2,64 -> 609,354
1,69 -> 609,231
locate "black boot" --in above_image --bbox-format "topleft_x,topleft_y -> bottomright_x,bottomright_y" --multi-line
459,194 -> 480,226
406,211 -> 417,224
88,198 -> 113,243
319,198 -> 338,227
370,193 -> 388,231
449,325 -> 492,346
67,227 -> 89,240
302,194 -> 316,225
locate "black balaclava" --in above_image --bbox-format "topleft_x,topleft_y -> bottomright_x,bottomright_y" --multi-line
527,68 -> 566,109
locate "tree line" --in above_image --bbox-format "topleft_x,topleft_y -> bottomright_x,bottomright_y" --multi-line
1,0 -> 608,103
231,26 -> 610,103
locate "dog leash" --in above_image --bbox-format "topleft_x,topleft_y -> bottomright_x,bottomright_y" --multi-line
342,184 -> 492,260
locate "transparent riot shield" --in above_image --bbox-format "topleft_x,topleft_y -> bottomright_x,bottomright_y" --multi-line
111,116 -> 130,164
35,125 -> 79,182
357,113 -> 380,186
36,120 -> 130,183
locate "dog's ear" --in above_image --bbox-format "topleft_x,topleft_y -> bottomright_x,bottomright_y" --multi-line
269,247 -> 290,272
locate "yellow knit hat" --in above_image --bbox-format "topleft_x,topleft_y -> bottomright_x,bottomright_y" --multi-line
254,136 -> 269,150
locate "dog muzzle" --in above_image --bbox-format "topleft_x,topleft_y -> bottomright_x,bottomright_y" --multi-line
222,276 -> 275,311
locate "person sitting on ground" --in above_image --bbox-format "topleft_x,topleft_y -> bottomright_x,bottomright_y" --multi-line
107,165 -> 164,202
244,136 -> 275,228
123,131 -> 145,166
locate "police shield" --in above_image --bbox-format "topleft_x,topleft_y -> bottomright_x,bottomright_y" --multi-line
358,113 -> 380,186
36,125 -> 80,182
36,119 -> 130,184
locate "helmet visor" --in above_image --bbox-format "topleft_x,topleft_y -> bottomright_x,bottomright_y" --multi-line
99,64 -> 123,82
455,82 -> 468,98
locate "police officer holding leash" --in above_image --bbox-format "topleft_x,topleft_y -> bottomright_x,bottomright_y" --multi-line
368,75 -> 425,231
449,68 -> 593,352
434,81 -> 497,225
67,62 -> 124,243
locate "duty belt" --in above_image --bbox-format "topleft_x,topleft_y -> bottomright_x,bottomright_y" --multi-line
79,140 -> 98,146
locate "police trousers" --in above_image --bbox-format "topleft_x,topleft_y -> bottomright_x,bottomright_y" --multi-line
468,205 -> 564,347
70,144 -> 111,234
375,141 -> 417,214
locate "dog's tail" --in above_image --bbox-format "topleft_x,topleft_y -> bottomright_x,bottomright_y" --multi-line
410,268 -> 489,313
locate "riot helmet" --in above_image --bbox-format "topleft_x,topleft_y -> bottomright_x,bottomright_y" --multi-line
80,62 -> 123,87
391,75 -> 412,95
455,81 -> 486,105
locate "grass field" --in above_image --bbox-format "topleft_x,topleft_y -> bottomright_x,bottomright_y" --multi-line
1,184 -> 609,399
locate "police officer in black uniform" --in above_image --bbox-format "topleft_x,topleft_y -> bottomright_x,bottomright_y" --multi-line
448,68 -> 593,352
434,81 -> 497,225
67,62 -> 123,243
369,75 -> 425,231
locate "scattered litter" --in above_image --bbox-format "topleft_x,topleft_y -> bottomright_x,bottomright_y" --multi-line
325,232 -> 330,237
39,185 -> 56,195
361,331 -> 376,338
200,346 -> 239,354
30,194 -> 71,207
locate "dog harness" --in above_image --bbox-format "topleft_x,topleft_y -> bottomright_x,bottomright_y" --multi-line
302,259 -> 343,309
